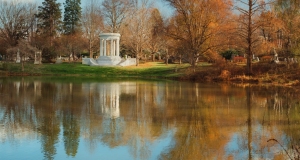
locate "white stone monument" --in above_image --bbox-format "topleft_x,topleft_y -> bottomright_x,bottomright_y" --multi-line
55,56 -> 63,64
34,51 -> 42,64
82,33 -> 136,66
16,49 -> 20,63
95,33 -> 122,66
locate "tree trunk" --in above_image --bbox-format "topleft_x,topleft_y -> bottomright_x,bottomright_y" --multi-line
165,56 -> 169,65
247,54 -> 252,75
192,59 -> 196,73
246,86 -> 252,159
179,54 -> 182,65
247,0 -> 253,76
89,39 -> 93,58
21,54 -> 24,72
152,53 -> 155,62
136,45 -> 139,66
165,49 -> 168,65
72,51 -> 75,62
136,56 -> 139,66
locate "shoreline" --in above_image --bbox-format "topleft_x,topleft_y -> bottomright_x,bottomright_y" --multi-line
0,62 -> 299,87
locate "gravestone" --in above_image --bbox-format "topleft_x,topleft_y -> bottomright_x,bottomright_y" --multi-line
34,51 -> 42,64
16,49 -> 20,63
55,56 -> 63,64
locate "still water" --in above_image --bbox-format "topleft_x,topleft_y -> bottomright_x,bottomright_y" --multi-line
0,77 -> 300,160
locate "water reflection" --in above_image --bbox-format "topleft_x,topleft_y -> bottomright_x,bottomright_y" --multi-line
0,78 -> 300,159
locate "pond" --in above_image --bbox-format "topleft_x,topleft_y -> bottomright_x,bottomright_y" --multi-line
0,77 -> 300,160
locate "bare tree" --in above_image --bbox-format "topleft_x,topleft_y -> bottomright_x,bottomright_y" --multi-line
123,0 -> 153,66
102,0 -> 133,33
236,0 -> 264,75
7,39 -> 38,71
82,0 -> 103,58
272,0 -> 300,56
148,8 -> 165,62
59,33 -> 84,62
0,0 -> 37,47
164,0 -> 231,71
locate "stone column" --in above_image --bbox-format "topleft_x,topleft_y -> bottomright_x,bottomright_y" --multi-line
16,49 -> 20,63
100,39 -> 103,56
110,40 -> 113,56
116,38 -> 120,56
103,39 -> 107,56
113,40 -> 116,56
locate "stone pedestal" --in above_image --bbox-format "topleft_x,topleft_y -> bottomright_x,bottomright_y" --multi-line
55,56 -> 62,64
95,56 -> 122,66
16,50 -> 20,63
34,51 -> 42,64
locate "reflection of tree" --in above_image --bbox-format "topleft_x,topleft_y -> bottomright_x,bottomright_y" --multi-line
63,113 -> 80,157
60,83 -> 82,157
39,116 -> 60,160
264,87 -> 300,154
55,80 -> 168,159
115,82 -> 168,160
246,87 -> 252,160
101,118 -> 125,147
159,101 -> 225,159
159,83 -> 229,159
36,83 -> 60,160
1,78 -> 300,159
0,78 -> 37,142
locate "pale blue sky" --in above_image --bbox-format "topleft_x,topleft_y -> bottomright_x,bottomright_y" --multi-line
32,0 -> 174,18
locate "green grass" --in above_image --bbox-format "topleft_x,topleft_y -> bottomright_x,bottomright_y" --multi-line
0,62 -> 190,79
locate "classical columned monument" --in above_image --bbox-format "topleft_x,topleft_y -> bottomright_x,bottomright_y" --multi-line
82,33 -> 136,66
99,33 -> 120,57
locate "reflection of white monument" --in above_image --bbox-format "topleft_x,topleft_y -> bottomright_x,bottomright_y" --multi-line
82,33 -> 136,66
14,81 -> 20,96
81,82 -> 138,119
34,81 -> 42,97
99,83 -> 120,119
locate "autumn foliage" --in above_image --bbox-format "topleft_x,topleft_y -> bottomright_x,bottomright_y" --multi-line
0,0 -> 299,80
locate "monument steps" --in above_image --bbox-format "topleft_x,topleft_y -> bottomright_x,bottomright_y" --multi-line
90,58 -> 99,66
82,33 -> 136,66
117,59 -> 126,66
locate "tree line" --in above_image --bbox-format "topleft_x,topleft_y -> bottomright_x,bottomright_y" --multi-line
0,0 -> 299,74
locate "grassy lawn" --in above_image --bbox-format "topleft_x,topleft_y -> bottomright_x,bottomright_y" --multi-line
0,61 -> 192,78
2,61 -> 299,85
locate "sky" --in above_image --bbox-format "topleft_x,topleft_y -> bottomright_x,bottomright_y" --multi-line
29,0 -> 174,18
19,0 -> 270,18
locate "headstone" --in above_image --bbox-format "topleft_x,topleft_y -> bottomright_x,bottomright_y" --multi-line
34,51 -> 42,64
55,56 -> 62,64
16,49 -> 20,63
